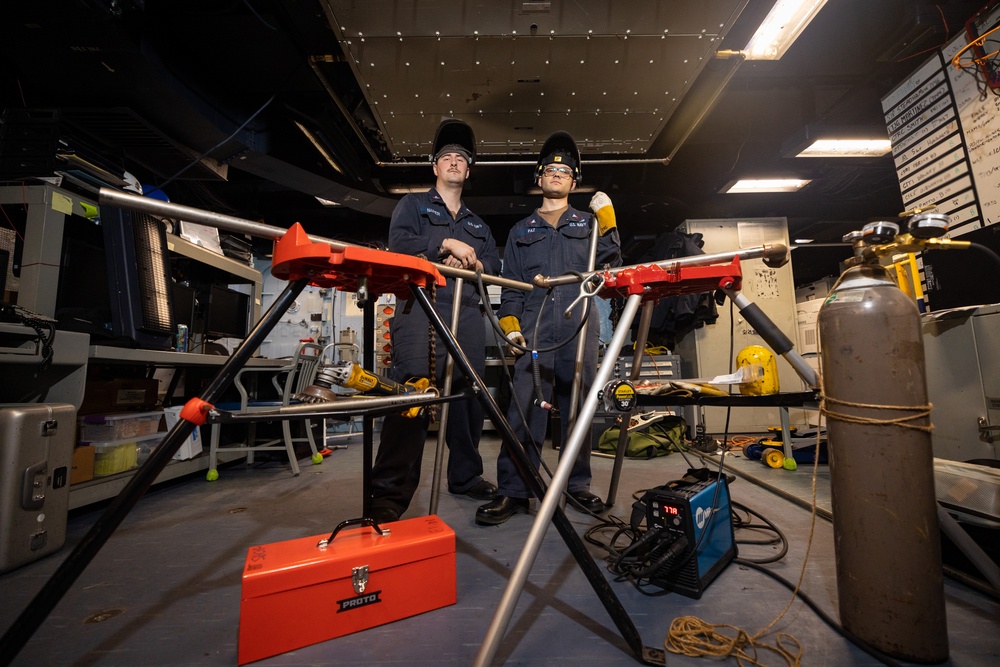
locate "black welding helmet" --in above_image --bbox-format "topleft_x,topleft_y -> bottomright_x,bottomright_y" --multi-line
431,118 -> 476,165
535,131 -> 581,182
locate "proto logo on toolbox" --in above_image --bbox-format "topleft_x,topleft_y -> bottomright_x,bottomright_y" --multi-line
337,591 -> 383,613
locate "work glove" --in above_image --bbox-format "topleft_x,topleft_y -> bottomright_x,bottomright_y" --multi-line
499,315 -> 527,356
589,191 -> 617,235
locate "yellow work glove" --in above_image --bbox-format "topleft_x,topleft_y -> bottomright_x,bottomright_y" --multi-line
589,191 -> 617,235
499,315 -> 526,356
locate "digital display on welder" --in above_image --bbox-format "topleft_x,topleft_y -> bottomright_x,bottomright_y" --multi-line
663,506 -> 679,515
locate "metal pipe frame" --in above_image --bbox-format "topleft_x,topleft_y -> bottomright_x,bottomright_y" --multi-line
605,299 -> 655,507
408,284 -> 663,667
429,277 -> 465,515
567,214 -> 602,432
473,292 -> 650,667
533,243 -> 788,289
207,390 -> 469,423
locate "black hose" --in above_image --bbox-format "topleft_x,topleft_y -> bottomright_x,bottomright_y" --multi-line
968,241 -> 1000,273
734,559 -> 903,667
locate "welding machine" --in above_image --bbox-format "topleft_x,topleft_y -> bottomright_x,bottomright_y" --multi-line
638,469 -> 737,598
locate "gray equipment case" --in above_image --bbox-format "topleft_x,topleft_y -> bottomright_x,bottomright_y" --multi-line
0,403 -> 76,573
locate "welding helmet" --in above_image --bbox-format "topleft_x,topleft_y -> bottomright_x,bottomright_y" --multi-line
737,345 -> 780,396
431,118 -> 476,164
535,131 -> 581,182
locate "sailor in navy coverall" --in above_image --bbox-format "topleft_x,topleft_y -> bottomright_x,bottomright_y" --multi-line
477,133 -> 621,525
369,131 -> 501,524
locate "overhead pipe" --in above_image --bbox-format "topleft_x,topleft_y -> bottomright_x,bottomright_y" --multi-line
97,188 -> 532,292
308,55 -> 384,167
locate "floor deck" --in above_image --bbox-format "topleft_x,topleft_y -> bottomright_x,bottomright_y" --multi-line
1,432 -> 998,666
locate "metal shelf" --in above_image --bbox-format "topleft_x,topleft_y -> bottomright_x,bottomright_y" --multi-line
68,452 -> 243,510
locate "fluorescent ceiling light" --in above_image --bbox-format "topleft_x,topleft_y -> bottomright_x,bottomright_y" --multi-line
722,178 -> 811,194
294,121 -> 345,176
795,139 -> 892,158
743,0 -> 829,60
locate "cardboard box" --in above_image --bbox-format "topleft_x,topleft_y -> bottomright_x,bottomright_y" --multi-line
70,445 -> 95,485
162,406 -> 203,461
79,378 -> 159,415
238,515 -> 456,664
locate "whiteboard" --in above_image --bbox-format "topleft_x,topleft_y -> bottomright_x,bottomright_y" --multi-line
943,7 -> 1000,231
882,6 -> 1000,237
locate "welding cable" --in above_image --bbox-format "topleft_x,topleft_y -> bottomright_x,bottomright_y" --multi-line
476,271 -> 592,357
608,524 -> 671,584
733,559 -> 903,667
633,536 -> 690,580
476,270 -> 616,516
481,296 -> 602,517
484,314 -> 548,465
584,512 -> 642,559
730,500 -> 789,564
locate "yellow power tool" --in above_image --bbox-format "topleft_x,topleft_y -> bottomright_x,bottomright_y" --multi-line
295,362 -> 432,417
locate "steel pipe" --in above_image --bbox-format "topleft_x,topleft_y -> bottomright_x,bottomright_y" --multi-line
533,243 -> 789,288
97,188 -> 533,292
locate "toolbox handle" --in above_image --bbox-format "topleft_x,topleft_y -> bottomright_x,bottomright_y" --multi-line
317,517 -> 390,549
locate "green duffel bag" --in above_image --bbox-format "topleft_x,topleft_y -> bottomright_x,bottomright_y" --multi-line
597,417 -> 687,459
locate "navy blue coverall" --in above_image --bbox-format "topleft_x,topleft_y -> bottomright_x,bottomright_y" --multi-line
495,206 -> 621,499
370,188 -> 501,516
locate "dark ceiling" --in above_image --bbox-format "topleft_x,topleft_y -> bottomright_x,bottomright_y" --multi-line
0,0 -> 989,286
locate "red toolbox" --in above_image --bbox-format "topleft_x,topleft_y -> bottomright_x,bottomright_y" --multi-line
238,515 -> 456,664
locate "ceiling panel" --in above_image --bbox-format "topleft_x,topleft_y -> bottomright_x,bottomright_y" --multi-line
321,0 -> 748,160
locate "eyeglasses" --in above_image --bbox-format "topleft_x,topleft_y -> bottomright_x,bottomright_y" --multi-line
542,166 -> 572,177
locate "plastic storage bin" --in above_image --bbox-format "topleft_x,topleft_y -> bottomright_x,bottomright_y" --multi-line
86,433 -> 162,477
78,410 -> 164,442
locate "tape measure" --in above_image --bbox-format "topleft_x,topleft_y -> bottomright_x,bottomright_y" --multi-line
601,379 -> 636,413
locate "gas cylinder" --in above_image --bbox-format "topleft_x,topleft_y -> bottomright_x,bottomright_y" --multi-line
818,264 -> 947,662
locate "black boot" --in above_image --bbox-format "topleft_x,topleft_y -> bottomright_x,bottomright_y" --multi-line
568,490 -> 605,514
475,495 -> 529,526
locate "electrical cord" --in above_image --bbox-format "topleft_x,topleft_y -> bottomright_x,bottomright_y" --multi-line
730,500 -> 788,564
1,303 -> 55,372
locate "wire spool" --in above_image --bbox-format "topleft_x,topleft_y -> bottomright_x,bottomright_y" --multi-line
762,447 -> 785,469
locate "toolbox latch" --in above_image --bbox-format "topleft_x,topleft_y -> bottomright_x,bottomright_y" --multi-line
352,565 -> 369,594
